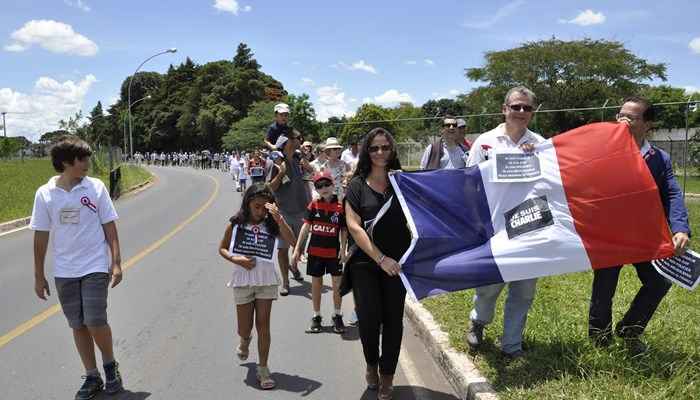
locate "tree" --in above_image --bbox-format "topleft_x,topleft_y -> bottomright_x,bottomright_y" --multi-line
388,102 -> 425,142
339,104 -> 396,144
286,93 -> 319,141
222,101 -> 276,151
464,38 -> 667,135
39,129 -> 70,145
233,43 -> 261,71
87,101 -> 107,145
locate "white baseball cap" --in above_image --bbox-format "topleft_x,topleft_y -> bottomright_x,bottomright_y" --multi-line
456,118 -> 466,128
274,103 -> 290,114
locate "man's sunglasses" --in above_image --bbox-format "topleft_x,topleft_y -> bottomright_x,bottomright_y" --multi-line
507,104 -> 534,112
314,180 -> 333,189
368,145 -> 392,153
443,123 -> 457,128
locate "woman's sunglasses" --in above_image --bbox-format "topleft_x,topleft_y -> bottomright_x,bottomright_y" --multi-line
368,145 -> 392,153
314,180 -> 333,189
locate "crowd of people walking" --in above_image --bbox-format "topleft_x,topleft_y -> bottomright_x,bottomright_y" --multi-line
30,90 -> 689,399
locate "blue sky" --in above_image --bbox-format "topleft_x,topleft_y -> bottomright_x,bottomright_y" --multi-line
1,0 -> 699,140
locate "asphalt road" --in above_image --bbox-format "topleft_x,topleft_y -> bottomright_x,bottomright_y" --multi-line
0,166 -> 459,400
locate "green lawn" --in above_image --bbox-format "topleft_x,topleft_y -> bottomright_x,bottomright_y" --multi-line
422,202 -> 700,400
0,159 -> 151,223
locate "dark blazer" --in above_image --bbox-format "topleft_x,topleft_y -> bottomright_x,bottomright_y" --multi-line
644,144 -> 691,236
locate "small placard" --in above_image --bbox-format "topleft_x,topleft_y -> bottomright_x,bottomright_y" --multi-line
231,226 -> 275,260
504,196 -> 554,239
492,150 -> 541,182
652,250 -> 700,291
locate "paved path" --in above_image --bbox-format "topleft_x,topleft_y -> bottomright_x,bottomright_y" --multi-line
0,166 -> 458,400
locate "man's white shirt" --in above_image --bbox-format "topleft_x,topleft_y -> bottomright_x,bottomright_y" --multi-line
420,141 -> 467,170
466,123 -> 545,167
30,176 -> 119,278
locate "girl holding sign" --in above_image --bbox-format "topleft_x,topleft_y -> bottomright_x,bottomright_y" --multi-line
218,184 -> 296,390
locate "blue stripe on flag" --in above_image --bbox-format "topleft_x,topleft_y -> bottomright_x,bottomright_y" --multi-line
393,167 -> 504,298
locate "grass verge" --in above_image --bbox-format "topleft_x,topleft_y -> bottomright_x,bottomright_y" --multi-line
0,159 -> 151,224
422,201 -> 700,399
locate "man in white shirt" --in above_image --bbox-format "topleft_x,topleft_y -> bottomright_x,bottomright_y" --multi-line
31,136 -> 125,399
465,86 -> 545,359
420,116 -> 468,170
340,137 -> 359,169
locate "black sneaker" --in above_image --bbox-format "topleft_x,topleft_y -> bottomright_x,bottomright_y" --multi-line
103,361 -> 124,394
291,269 -> 304,282
308,316 -> 322,333
75,375 -> 103,400
465,321 -> 484,349
332,314 -> 346,334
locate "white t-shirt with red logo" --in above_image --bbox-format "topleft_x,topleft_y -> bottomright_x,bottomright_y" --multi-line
30,176 -> 119,278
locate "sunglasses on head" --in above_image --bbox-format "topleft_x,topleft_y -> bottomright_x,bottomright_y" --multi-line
507,104 -> 534,112
314,180 -> 333,189
368,144 -> 392,153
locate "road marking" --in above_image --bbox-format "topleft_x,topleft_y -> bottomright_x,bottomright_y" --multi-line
399,343 -> 428,399
0,173 -> 220,350
0,225 -> 29,238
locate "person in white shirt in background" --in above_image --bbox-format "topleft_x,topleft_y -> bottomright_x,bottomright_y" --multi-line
341,136 -> 360,170
420,116 -> 468,170
464,86 -> 545,359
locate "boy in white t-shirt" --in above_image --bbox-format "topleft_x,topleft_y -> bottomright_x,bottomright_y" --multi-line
31,136 -> 125,399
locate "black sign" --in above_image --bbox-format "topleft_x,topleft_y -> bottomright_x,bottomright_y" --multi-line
504,196 -> 554,239
652,250 -> 700,290
231,226 -> 275,260
495,153 -> 541,182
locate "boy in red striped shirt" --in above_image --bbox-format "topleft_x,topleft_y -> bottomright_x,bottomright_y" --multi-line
293,171 -> 347,334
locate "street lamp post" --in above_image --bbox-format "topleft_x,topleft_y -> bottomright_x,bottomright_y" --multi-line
128,48 -> 177,157
123,95 -> 151,156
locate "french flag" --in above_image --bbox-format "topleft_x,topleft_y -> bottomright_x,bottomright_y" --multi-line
387,123 -> 675,300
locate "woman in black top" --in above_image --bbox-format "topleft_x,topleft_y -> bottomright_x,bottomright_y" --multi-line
344,127 -> 405,400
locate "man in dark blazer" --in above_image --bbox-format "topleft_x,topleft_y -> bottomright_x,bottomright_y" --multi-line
588,96 -> 691,354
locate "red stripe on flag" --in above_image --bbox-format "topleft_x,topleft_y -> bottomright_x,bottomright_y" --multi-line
553,122 -> 674,269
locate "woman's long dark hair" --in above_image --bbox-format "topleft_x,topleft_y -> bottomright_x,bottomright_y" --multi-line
230,183 -> 280,236
352,127 -> 402,180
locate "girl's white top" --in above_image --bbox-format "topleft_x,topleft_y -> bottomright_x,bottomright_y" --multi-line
227,223 -> 280,287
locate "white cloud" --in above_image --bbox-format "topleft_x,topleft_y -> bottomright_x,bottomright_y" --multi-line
301,77 -> 315,86
362,97 -> 374,104
64,0 -> 90,12
405,60 -> 417,65
0,74 -> 97,140
559,10 -> 606,26
5,20 -> 98,56
690,37 -> 700,54
336,60 -> 378,74
463,0 -> 524,29
349,98 -> 358,103
243,5 -> 252,12
373,89 -> 414,105
424,59 -> 435,66
684,86 -> 699,94
315,85 -> 354,121
449,89 -> 461,96
213,0 -> 241,15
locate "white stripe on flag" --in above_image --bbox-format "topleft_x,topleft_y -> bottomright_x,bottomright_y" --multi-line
479,142 -> 592,281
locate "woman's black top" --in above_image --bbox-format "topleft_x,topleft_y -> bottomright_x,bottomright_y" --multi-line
344,175 -> 410,265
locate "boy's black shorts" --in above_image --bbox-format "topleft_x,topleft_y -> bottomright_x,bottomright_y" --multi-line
307,256 -> 342,277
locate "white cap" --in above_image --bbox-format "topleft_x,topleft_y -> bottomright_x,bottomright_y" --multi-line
274,103 -> 290,114
456,118 -> 466,128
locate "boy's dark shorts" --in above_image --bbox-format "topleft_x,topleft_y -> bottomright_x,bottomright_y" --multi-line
307,256 -> 342,277
54,272 -> 109,329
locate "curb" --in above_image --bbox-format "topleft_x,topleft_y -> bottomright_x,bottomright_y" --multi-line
0,173 -> 156,235
404,297 -> 498,400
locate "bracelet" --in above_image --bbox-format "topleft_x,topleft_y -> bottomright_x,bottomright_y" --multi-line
378,254 -> 386,265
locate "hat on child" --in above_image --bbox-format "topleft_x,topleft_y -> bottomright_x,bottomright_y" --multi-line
312,171 -> 333,183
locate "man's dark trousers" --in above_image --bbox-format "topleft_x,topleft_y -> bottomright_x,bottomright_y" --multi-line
589,262 -> 672,339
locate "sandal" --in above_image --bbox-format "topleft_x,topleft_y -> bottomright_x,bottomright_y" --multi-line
256,366 -> 276,390
365,365 -> 379,390
236,337 -> 252,361
378,374 -> 394,400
